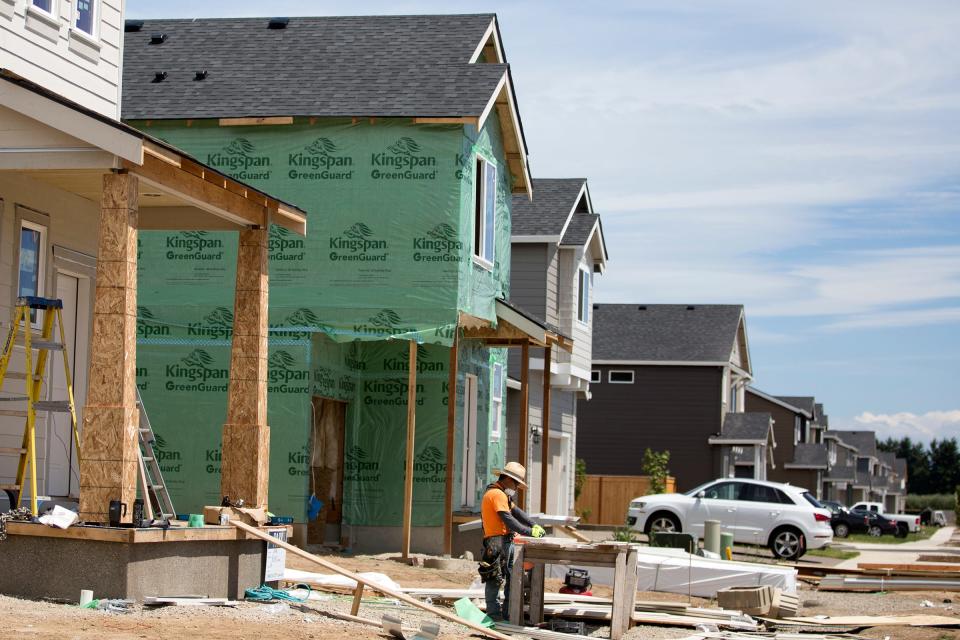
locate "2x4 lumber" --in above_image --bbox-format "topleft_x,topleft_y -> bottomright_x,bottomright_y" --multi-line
350,583 -> 365,616
519,342 -> 530,510
442,332 -> 459,556
412,117 -> 479,125
123,154 -> 269,230
401,340 -> 417,559
231,521 -> 512,640
540,344 -> 552,511
560,525 -> 591,543
509,543 -> 525,627
219,117 -> 294,126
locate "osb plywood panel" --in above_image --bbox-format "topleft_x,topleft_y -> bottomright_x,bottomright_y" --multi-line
220,422 -> 270,507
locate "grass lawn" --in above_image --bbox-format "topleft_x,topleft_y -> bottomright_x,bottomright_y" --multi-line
839,526 -> 936,545
807,547 -> 860,560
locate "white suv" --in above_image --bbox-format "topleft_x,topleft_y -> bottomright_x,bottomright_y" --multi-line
626,478 -> 833,560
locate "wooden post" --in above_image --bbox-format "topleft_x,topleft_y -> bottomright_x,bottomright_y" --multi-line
443,332 -> 458,556
539,343 -> 552,513
518,341 -> 529,509
79,172 -> 140,523
401,340 -> 417,559
220,224 -> 270,508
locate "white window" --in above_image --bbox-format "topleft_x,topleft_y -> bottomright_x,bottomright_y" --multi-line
490,363 -> 503,440
608,370 -> 634,384
590,370 -> 601,384
18,219 -> 48,326
31,0 -> 56,14
473,155 -> 496,267
74,0 -> 98,37
729,385 -> 738,412
577,267 -> 591,324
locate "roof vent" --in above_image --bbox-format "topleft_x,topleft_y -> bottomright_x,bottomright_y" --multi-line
150,32 -> 167,44
686,305 -> 696,310
637,305 -> 647,311
124,20 -> 144,32
194,70 -> 208,81
268,17 -> 289,29
153,71 -> 167,83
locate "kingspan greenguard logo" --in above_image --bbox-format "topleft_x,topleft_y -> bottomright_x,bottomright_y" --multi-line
165,348 -> 229,392
270,307 -> 328,341
188,306 -> 234,340
288,137 -> 354,180
413,223 -> 463,264
353,309 -> 417,339
137,306 -> 170,339
410,445 -> 446,484
344,445 -> 380,482
383,344 -> 443,374
268,350 -> 310,394
166,230 -> 224,261
329,223 -> 388,262
153,433 -> 182,473
205,446 -> 222,475
313,365 -> 337,395
269,226 -> 306,262
371,137 -> 437,181
207,138 -> 271,180
288,444 -> 309,477
344,340 -> 366,372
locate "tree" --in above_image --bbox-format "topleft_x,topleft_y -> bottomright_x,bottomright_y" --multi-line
930,438 -> 960,495
879,436 -> 931,494
642,448 -> 671,495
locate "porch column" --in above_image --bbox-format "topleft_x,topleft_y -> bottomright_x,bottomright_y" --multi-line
401,340 -> 418,559
79,172 -> 140,523
442,332 -> 458,556
539,344 -> 552,513
518,342 -> 529,510
220,225 -> 270,507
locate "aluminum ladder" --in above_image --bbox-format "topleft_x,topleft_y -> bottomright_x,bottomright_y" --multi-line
0,296 -> 79,515
136,388 -> 175,522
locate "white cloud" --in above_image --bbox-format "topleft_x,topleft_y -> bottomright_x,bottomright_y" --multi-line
821,307 -> 960,331
848,410 -> 960,442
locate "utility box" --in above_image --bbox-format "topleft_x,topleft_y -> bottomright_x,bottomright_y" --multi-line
716,585 -> 773,616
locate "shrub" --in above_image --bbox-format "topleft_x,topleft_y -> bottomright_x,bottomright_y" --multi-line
905,493 -> 956,511
613,527 -> 637,543
574,458 -> 588,500
642,449 -> 671,495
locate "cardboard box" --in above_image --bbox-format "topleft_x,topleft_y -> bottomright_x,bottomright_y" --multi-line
203,505 -> 268,526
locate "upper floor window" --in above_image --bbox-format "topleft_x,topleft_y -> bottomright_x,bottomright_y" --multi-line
577,267 -> 591,324
75,0 -> 97,36
590,370 -> 601,384
729,384 -> 738,412
608,370 -> 634,384
473,155 -> 497,267
32,0 -> 55,13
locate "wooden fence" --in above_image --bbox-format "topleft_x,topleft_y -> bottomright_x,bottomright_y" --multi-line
575,475 -> 677,526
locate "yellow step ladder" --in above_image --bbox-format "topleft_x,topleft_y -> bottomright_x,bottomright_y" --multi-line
0,296 -> 79,515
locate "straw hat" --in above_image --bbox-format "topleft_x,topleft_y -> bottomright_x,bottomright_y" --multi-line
501,461 -> 527,487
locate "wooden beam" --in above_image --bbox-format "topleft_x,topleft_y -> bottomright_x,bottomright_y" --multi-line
412,117 -> 480,126
123,154 -> 269,229
401,340 -> 417,559
219,116 -> 294,127
231,521 -> 512,640
519,342 -> 530,510
540,344 -> 552,512
443,331 -> 459,556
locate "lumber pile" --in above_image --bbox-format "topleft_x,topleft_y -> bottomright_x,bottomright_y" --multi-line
814,561 -> 960,592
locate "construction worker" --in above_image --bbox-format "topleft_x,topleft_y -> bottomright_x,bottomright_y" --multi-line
479,462 -> 545,621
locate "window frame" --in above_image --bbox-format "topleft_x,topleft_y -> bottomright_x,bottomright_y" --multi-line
17,218 -> 49,328
471,153 -> 497,270
590,369 -> 601,384
72,0 -> 99,40
30,0 -> 57,16
577,266 -> 591,325
607,370 -> 634,384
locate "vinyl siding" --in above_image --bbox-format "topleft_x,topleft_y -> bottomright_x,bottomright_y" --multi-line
576,364 -> 724,491
1,0 -> 123,119
508,243 -> 548,320
745,393 -> 798,478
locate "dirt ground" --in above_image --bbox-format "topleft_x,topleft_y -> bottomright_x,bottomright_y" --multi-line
3,547 -> 959,639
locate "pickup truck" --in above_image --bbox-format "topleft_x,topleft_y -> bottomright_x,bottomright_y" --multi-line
851,501 -> 920,536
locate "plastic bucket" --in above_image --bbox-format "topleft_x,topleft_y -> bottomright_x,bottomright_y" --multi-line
188,513 -> 204,528
720,532 -> 734,559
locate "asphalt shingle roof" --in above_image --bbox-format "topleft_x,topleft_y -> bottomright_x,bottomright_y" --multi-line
714,412 -> 771,442
592,304 -> 743,362
791,443 -> 829,468
511,178 -> 586,236
878,451 -> 897,468
775,396 -> 816,417
825,463 -> 856,482
122,15 -> 506,119
834,431 -> 877,458
561,212 -> 600,246
894,458 -> 907,476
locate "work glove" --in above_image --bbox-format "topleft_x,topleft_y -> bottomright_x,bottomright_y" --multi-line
531,525 -> 546,538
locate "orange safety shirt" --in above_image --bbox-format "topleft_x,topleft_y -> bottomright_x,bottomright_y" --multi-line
481,483 -> 511,538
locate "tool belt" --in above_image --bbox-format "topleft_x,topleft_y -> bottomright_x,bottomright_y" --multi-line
478,535 -> 505,583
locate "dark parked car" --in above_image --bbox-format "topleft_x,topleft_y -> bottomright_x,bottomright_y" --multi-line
852,508 -> 900,537
821,500 -> 870,538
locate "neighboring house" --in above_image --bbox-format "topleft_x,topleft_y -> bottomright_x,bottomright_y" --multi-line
505,178 -> 608,515
879,451 -> 907,513
122,15 -> 544,554
823,432 -> 859,503
0,1 -> 307,523
578,304 -> 775,491
745,389 -> 825,495
833,431 -> 886,504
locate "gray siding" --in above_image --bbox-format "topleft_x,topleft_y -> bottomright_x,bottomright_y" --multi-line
576,365 -> 724,491
509,244 -> 548,320
545,244 -> 559,326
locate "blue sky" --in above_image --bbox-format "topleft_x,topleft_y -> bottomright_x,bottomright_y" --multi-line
128,1 -> 960,442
